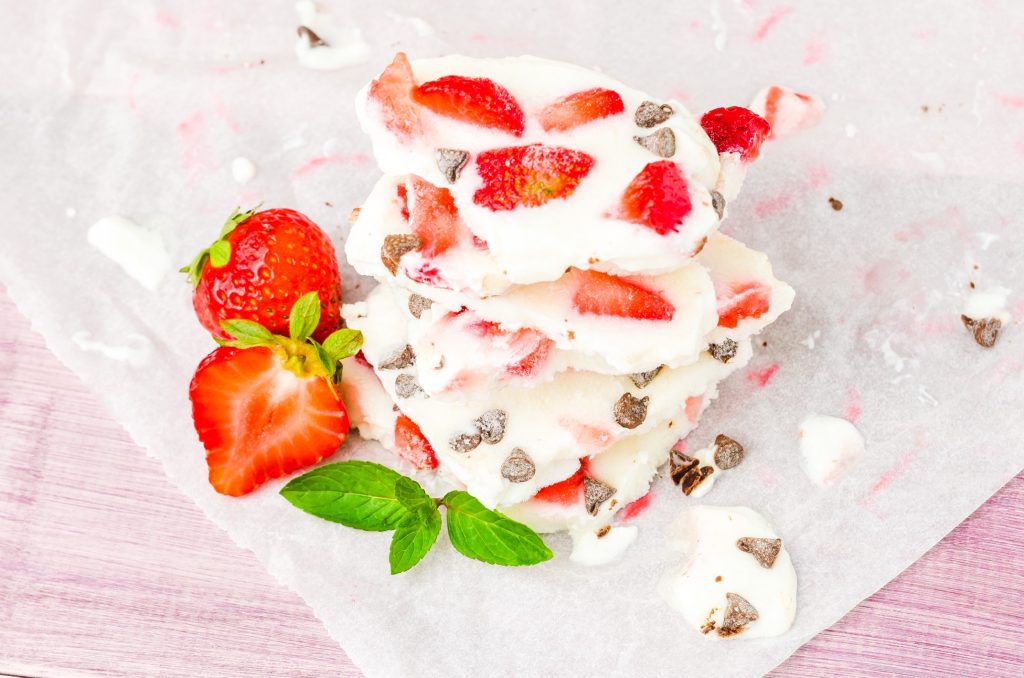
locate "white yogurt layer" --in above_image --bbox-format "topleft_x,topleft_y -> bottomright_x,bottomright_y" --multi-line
963,285 -> 1011,324
798,414 -> 865,488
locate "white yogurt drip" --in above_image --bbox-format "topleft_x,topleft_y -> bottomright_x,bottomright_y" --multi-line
295,1 -> 370,71
231,156 -> 256,184
798,414 -> 865,488
385,11 -> 435,36
71,331 -> 153,367
963,285 -> 1011,323
569,525 -> 638,566
660,505 -> 797,639
87,216 -> 171,291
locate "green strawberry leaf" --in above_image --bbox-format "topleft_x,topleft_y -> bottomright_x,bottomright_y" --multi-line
280,461 -> 411,531
442,491 -> 553,566
323,329 -> 364,361
289,291 -> 322,342
308,338 -> 337,378
208,239 -> 231,268
219,204 -> 260,237
389,478 -> 442,574
220,319 -> 273,346
181,205 -> 260,288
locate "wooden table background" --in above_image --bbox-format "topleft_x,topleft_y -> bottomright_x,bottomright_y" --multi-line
1,286 -> 1021,678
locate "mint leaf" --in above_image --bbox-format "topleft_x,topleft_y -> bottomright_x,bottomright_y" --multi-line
389,478 -> 441,574
289,291 -> 321,342
208,239 -> 231,267
443,491 -> 553,566
220,319 -> 272,346
280,461 -> 410,531
323,328 -> 363,361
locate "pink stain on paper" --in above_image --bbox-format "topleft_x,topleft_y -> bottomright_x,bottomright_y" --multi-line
803,39 -> 826,65
177,112 -> 213,173
154,10 -> 180,28
845,387 -> 862,423
292,154 -> 369,178
807,163 -> 829,188
997,94 -> 1024,109
672,438 -> 687,455
755,193 -> 790,218
215,99 -> 241,135
751,7 -> 793,42
747,363 -> 779,388
869,450 -> 918,496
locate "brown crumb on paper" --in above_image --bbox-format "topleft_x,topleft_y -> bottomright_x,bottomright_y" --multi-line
828,196 -> 843,211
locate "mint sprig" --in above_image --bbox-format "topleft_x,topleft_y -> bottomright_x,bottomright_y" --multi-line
281,461 -> 553,574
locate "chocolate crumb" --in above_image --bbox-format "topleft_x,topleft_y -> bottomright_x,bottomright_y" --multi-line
378,344 -> 415,370
408,293 -> 433,319
635,101 -> 674,128
449,431 -> 482,454
394,373 -> 424,399
969,281 -> 976,289
583,476 -> 616,515
325,201 -> 334,207
715,576 -> 723,583
736,537 -> 782,569
718,593 -> 759,637
474,409 -> 507,444
669,451 -> 714,495
691,236 -> 708,256
700,619 -> 717,635
613,393 -> 649,429
567,330 -> 576,340
711,190 -> 725,219
348,207 -> 361,224
435,148 -> 470,184
713,434 -> 744,469
596,526 -> 611,539
921,105 -> 929,112
633,128 -> 676,157
380,234 -> 422,275
587,256 -> 599,264
972,317 -> 1002,348
708,338 -> 738,363
961,314 -> 976,329
501,449 -> 536,483
629,366 -> 663,389
828,196 -> 844,211
297,25 -> 327,47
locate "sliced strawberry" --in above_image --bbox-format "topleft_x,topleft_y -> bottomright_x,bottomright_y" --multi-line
619,491 -> 653,522
473,144 -> 595,211
717,281 -> 771,328
533,463 -> 586,504
408,176 -> 463,256
393,414 -> 439,470
537,87 -> 625,132
572,269 -> 675,321
367,52 -> 422,141
396,183 -> 410,221
465,319 -> 554,378
412,75 -> 525,136
700,106 -> 771,161
616,160 -> 692,235
189,346 -> 349,497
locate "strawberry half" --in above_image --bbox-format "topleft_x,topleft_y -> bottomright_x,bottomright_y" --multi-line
408,176 -> 465,256
473,144 -> 595,211
572,269 -> 675,321
183,207 -> 342,343
413,75 -> 525,136
393,414 -> 439,470
616,160 -> 692,235
367,52 -> 423,141
700,106 -> 771,161
465,318 -> 555,378
533,462 -> 586,504
717,281 -> 771,328
188,293 -> 364,496
537,87 -> 625,132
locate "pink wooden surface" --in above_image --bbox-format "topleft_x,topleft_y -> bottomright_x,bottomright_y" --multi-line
1,285 -> 1021,678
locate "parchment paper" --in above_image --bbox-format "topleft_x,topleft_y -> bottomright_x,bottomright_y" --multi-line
2,2 -> 1022,676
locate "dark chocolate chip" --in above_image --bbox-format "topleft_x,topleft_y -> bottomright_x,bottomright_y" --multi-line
633,128 -> 676,158
449,431 -> 482,453
583,476 -> 616,515
713,434 -> 744,469
380,234 -> 422,276
635,101 -> 674,128
629,366 -> 663,389
474,409 -> 507,444
613,393 -> 649,429
394,373 -> 424,399
680,465 -> 713,496
408,293 -> 433,319
711,190 -> 725,219
297,25 -> 327,47
736,537 -> 782,569
379,345 -> 415,370
708,338 -> 738,363
973,317 -> 1002,348
669,451 -> 714,495
828,196 -> 844,211
500,448 -> 536,483
435,148 -> 470,184
717,593 -> 759,637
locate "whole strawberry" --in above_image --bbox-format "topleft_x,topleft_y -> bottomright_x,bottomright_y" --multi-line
189,292 -> 363,496
183,207 -> 342,342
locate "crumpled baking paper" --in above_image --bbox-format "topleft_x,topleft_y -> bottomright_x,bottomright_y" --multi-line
2,1 -> 1022,676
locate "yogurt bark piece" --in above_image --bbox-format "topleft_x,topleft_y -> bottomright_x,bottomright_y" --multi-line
355,54 -> 757,287
660,506 -> 797,638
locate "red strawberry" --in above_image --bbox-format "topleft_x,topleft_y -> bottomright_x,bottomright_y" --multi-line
533,463 -> 586,504
367,52 -> 423,141
537,87 -> 625,132
616,160 -> 692,235
700,106 -> 771,160
717,281 -> 771,328
183,207 -> 342,343
393,414 -> 439,470
572,269 -> 675,321
413,75 -> 525,136
396,183 -> 410,221
473,144 -> 595,211
466,318 -> 555,378
408,176 -> 464,256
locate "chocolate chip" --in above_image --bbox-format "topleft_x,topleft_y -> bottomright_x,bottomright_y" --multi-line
736,537 -> 782,569
435,148 -> 470,184
669,451 -> 714,496
971,317 -> 1002,348
711,190 -> 725,219
713,434 -> 744,469
379,345 -> 415,370
408,294 -> 433,319
629,366 -> 663,389
596,526 -> 611,538
717,593 -> 759,637
681,465 -> 713,496
613,393 -> 649,429
394,373 -> 424,399
583,476 -> 616,515
380,234 -> 422,276
474,409 -> 507,444
828,196 -> 844,211
500,449 -> 536,483
633,128 -> 676,157
961,314 -> 976,329
449,431 -> 481,453
635,101 -> 673,128
708,338 -> 738,363
297,25 -> 327,47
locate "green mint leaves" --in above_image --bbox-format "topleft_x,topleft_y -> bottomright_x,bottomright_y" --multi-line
281,461 -> 553,574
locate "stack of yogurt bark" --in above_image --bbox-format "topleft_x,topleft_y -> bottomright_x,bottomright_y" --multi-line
340,54 -> 793,564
